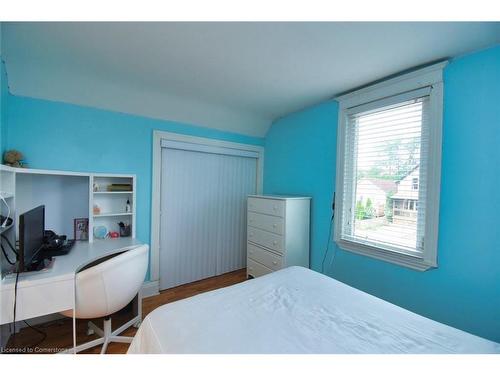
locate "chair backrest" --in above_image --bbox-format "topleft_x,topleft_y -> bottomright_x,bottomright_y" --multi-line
73,245 -> 148,319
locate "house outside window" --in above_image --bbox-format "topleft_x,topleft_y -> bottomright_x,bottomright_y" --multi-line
334,62 -> 446,271
392,166 -> 419,225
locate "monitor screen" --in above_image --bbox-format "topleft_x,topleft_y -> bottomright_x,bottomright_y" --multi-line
19,205 -> 45,272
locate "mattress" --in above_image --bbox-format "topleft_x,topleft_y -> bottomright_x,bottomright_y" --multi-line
128,266 -> 500,354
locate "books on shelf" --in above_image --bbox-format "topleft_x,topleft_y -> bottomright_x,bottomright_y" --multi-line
106,183 -> 132,192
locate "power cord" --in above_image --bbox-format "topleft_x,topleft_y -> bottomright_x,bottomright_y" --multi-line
12,271 -> 19,336
1,234 -> 18,267
320,217 -> 334,273
1,243 -> 16,265
1,233 -> 19,258
23,320 -> 47,349
1,218 -> 46,349
0,233 -> 21,336
321,193 -> 336,274
0,192 -> 11,228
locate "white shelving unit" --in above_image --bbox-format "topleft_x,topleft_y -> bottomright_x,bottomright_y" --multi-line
93,191 -> 132,195
93,212 -> 133,217
90,174 -> 136,242
0,165 -> 137,278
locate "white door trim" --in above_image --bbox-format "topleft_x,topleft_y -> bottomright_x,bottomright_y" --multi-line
150,130 -> 264,284
141,280 -> 160,298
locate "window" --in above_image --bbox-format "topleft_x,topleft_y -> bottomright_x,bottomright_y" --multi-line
334,63 -> 446,271
412,178 -> 419,190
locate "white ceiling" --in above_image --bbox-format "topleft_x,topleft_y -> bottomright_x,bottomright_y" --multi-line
2,22 -> 499,137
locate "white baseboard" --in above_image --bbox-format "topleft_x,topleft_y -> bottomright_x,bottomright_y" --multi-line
141,280 -> 160,298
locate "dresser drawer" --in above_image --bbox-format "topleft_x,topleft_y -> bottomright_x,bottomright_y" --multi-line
247,259 -> 273,278
247,243 -> 283,271
248,197 -> 285,217
248,227 -> 283,253
248,211 -> 284,235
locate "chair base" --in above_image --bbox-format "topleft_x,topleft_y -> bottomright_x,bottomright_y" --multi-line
61,315 -> 140,354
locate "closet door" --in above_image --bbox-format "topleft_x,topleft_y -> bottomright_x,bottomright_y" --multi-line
159,147 -> 257,290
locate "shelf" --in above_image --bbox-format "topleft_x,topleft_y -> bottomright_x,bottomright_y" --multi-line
93,212 -> 133,218
93,191 -> 133,194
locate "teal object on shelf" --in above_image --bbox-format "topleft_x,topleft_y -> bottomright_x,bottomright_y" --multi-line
93,225 -> 108,239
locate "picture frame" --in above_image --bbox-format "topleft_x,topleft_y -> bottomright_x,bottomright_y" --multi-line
74,217 -> 89,241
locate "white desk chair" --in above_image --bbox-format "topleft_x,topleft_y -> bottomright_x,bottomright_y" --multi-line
61,245 -> 148,354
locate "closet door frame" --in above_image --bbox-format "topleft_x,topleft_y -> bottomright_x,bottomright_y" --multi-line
150,130 -> 264,289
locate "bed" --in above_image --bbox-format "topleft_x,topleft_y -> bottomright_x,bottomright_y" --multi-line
128,266 -> 500,354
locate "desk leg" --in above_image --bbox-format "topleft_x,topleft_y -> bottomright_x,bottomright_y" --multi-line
72,276 -> 77,354
132,291 -> 142,328
72,313 -> 76,354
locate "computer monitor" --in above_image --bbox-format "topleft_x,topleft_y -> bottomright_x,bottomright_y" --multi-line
18,205 -> 45,272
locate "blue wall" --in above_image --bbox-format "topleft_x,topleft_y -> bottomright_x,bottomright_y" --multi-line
1,23 -> 5,154
265,101 -> 338,270
4,94 -> 264,278
0,60 -> 7,155
264,44 -> 500,342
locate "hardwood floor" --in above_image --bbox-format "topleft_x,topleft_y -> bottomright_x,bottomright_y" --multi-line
5,268 -> 247,354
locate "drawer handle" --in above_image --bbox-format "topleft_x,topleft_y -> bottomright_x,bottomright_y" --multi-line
249,218 -> 253,223
249,267 -> 253,271
272,224 -> 277,228
249,250 -> 254,255
249,232 -> 254,237
272,261 -> 278,265
273,205 -> 278,211
273,241 -> 278,246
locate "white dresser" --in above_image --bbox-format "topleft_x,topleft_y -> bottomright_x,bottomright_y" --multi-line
246,195 -> 311,278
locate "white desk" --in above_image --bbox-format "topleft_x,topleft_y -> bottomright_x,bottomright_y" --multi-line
0,238 -> 144,350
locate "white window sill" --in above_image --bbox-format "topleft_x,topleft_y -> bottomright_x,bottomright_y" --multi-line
336,239 -> 437,271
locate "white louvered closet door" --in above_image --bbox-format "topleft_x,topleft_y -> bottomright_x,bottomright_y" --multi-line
159,146 -> 257,290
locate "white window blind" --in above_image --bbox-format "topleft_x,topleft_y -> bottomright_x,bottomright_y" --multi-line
340,93 -> 429,257
334,63 -> 445,271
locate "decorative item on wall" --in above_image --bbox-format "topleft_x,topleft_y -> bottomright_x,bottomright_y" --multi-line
74,218 -> 89,241
93,204 -> 101,215
93,182 -> 99,192
3,150 -> 28,168
125,199 -> 131,213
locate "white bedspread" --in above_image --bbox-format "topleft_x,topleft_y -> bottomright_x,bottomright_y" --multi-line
128,266 -> 500,354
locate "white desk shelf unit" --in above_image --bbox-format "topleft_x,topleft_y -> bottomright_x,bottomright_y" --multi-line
246,195 -> 311,278
0,166 -> 139,350
0,165 -> 136,278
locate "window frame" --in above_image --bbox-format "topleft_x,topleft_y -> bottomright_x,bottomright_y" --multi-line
333,62 -> 447,271
412,178 -> 419,190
